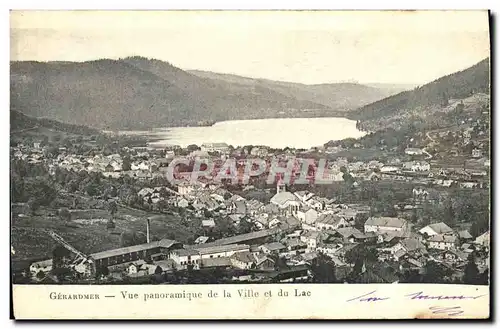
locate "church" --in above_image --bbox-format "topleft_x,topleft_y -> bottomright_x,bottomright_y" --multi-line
269,180 -> 300,216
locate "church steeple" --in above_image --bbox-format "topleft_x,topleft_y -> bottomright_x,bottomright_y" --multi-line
277,177 -> 285,194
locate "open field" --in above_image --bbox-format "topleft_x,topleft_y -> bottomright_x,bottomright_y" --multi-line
11,203 -> 200,267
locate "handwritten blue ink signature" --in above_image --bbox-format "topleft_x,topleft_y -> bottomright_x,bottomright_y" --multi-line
429,306 -> 464,316
405,291 -> 487,301
346,290 -> 487,304
346,290 -> 390,302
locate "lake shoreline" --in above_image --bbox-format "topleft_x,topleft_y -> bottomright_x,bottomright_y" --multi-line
118,117 -> 366,149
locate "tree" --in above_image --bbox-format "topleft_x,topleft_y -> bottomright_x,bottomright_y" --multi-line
108,201 -> 118,218
106,219 -> 116,229
157,199 -> 167,213
311,253 -> 337,283
345,245 -> 378,266
27,198 -> 40,215
58,207 -> 71,221
52,245 -> 71,269
95,266 -> 109,279
187,144 -> 200,152
237,217 -> 255,234
120,230 -> 147,247
122,156 -> 132,171
463,254 -> 479,285
422,261 -> 452,283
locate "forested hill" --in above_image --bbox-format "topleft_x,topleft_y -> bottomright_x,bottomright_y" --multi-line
10,56 -> 404,130
188,70 -> 406,110
11,110 -> 99,136
349,58 -> 490,125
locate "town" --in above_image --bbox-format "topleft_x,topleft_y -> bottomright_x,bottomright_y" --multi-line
11,93 -> 490,285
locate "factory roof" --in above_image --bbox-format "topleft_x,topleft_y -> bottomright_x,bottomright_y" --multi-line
90,239 -> 179,260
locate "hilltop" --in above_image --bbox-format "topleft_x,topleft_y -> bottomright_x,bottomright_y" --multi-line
10,56 -> 402,130
188,70 -> 406,110
349,58 -> 490,131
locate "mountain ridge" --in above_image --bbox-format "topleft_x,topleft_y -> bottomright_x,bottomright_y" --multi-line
10,56 -> 402,130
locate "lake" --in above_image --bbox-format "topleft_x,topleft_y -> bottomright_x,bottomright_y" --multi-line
141,117 -> 365,149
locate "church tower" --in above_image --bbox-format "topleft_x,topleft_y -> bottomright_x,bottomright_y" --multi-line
277,178 -> 286,194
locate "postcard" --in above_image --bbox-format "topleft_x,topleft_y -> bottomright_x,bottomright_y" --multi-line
10,10 -> 491,320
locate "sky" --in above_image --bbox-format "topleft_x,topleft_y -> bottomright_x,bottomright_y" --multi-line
10,10 -> 490,85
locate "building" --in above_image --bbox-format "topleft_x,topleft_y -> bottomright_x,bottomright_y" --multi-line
428,234 -> 457,250
270,190 -> 300,216
296,208 -> 319,225
381,165 -> 400,173
202,219 -> 216,229
201,143 -> 230,153
475,231 -> 490,248
405,148 -> 424,156
315,214 -> 347,231
255,254 -> 275,270
90,239 -> 182,269
29,259 -> 53,276
419,222 -> 453,237
402,161 -> 430,172
472,148 -> 483,158
364,217 -> 408,234
230,251 -> 257,269
170,244 -> 251,268
269,266 -> 310,283
259,242 -> 286,254
300,231 -> 321,252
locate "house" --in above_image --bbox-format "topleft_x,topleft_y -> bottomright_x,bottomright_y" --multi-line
475,231 -> 490,248
405,148 -> 424,156
472,148 -> 483,158
324,169 -> 344,181
255,254 -> 275,270
381,165 -> 400,173
436,249 -> 468,263
419,222 -> 453,237
230,251 -> 256,269
461,243 -> 475,253
427,234 -> 457,250
250,147 -> 269,157
202,219 -> 216,229
189,150 -> 210,159
105,163 -> 114,172
315,214 -> 347,231
296,207 -> 319,225
402,161 -> 430,172
332,227 -> 367,243
170,244 -> 251,268
389,238 -> 427,260
201,143 -> 230,153
177,183 -> 195,196
457,230 -> 473,241
127,260 -> 146,275
199,257 -> 232,269
283,238 -> 307,255
29,259 -> 53,276
364,217 -> 408,234
176,197 -> 189,208
194,236 -> 210,244
412,187 -> 429,200
259,242 -> 286,254
316,242 -> 343,256
300,231 -> 321,251
232,200 -> 247,215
